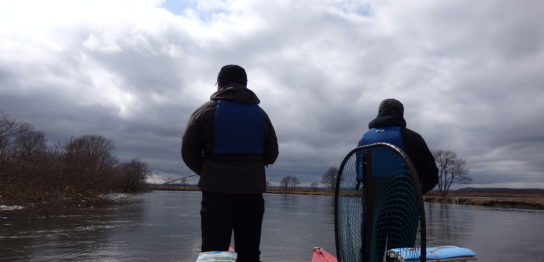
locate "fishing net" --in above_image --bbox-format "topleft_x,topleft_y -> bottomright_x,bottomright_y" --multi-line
334,143 -> 426,262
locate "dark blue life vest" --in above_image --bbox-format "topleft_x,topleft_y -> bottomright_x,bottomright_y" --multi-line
358,126 -> 404,150
213,100 -> 264,155
356,126 -> 405,179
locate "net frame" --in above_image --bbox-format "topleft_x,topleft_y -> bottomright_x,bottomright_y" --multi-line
334,143 -> 426,262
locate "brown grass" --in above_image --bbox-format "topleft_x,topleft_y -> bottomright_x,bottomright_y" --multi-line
266,187 -> 335,196
424,192 -> 544,210
425,191 -> 544,199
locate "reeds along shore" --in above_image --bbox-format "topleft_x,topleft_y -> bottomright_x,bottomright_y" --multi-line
423,192 -> 544,210
146,185 -> 544,210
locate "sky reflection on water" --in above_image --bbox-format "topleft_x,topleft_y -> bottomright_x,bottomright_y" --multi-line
1,191 -> 543,261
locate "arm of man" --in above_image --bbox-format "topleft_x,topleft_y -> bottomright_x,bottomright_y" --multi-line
403,129 -> 439,194
181,102 -> 215,174
417,137 -> 439,194
261,111 -> 279,165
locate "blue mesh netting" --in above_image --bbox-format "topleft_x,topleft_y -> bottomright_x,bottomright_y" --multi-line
335,143 -> 425,262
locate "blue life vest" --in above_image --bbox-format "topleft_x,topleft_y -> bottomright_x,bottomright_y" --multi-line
358,126 -> 404,150
357,126 -> 405,178
213,100 -> 264,155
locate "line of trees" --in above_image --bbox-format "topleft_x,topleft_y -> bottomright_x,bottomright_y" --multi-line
277,167 -> 339,192
279,176 -> 300,191
0,113 -> 149,214
276,149 -> 471,198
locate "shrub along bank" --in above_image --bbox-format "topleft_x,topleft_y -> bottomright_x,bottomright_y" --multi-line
0,113 -> 149,216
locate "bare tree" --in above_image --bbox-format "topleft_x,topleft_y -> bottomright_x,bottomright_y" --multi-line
117,159 -> 150,192
0,115 -> 48,197
310,182 -> 319,192
280,176 -> 300,191
290,176 -> 300,190
64,135 -> 117,168
321,167 -> 339,191
63,135 -> 118,195
280,176 -> 291,191
0,114 -> 66,212
433,150 -> 471,197
0,113 -> 33,159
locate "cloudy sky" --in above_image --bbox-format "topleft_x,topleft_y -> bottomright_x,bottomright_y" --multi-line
1,0 -> 543,188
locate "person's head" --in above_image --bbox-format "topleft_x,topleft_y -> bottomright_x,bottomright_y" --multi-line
378,98 -> 404,117
216,64 -> 247,88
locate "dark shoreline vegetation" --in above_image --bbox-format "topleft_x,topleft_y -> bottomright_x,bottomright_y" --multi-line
423,194 -> 544,210
1,113 -> 149,217
148,184 -> 544,210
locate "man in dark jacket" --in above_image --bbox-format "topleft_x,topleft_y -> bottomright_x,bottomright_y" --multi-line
182,65 -> 278,262
358,98 -> 438,193
357,99 -> 438,260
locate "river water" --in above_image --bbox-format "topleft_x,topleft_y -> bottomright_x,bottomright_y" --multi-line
1,190 -> 543,261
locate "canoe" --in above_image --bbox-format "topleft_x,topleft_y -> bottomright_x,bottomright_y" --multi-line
312,247 -> 338,262
196,246 -> 476,261
311,246 -> 476,262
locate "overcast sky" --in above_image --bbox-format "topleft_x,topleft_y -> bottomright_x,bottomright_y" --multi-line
1,0 -> 543,188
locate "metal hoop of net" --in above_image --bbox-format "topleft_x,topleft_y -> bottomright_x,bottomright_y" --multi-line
334,143 -> 426,262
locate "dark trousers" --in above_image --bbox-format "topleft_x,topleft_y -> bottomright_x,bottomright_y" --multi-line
201,191 -> 265,262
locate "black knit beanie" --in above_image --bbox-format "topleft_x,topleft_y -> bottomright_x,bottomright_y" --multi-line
378,98 -> 404,116
217,65 -> 247,86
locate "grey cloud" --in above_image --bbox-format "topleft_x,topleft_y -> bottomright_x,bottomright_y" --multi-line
1,0 -> 543,188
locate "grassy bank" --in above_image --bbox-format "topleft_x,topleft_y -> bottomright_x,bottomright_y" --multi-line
146,184 -> 335,196
423,192 -> 544,210
266,187 -> 334,196
147,185 -> 544,210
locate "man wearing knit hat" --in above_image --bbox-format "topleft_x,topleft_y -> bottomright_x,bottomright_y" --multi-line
182,65 -> 279,262
357,98 -> 438,260
358,98 -> 438,193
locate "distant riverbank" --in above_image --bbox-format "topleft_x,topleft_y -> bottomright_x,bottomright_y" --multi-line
147,184 -> 544,210
146,184 -> 335,195
423,192 -> 544,210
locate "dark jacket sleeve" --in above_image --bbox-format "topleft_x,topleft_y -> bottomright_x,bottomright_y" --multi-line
181,101 -> 215,174
418,139 -> 439,194
403,129 -> 439,194
261,110 -> 279,165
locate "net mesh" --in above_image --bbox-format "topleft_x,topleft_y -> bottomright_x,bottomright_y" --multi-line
335,143 -> 425,262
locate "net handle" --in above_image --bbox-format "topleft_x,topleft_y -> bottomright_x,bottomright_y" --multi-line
362,150 -> 373,262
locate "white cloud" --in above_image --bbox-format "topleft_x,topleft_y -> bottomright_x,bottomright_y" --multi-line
1,0 -> 543,188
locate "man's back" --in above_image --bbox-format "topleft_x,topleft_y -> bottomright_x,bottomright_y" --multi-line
361,98 -> 438,193
181,65 -> 278,262
182,84 -> 278,193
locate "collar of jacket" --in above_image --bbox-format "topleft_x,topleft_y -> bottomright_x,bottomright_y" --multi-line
210,84 -> 260,104
368,107 -> 407,128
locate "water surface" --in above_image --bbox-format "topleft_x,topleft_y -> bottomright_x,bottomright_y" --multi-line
1,191 -> 543,261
